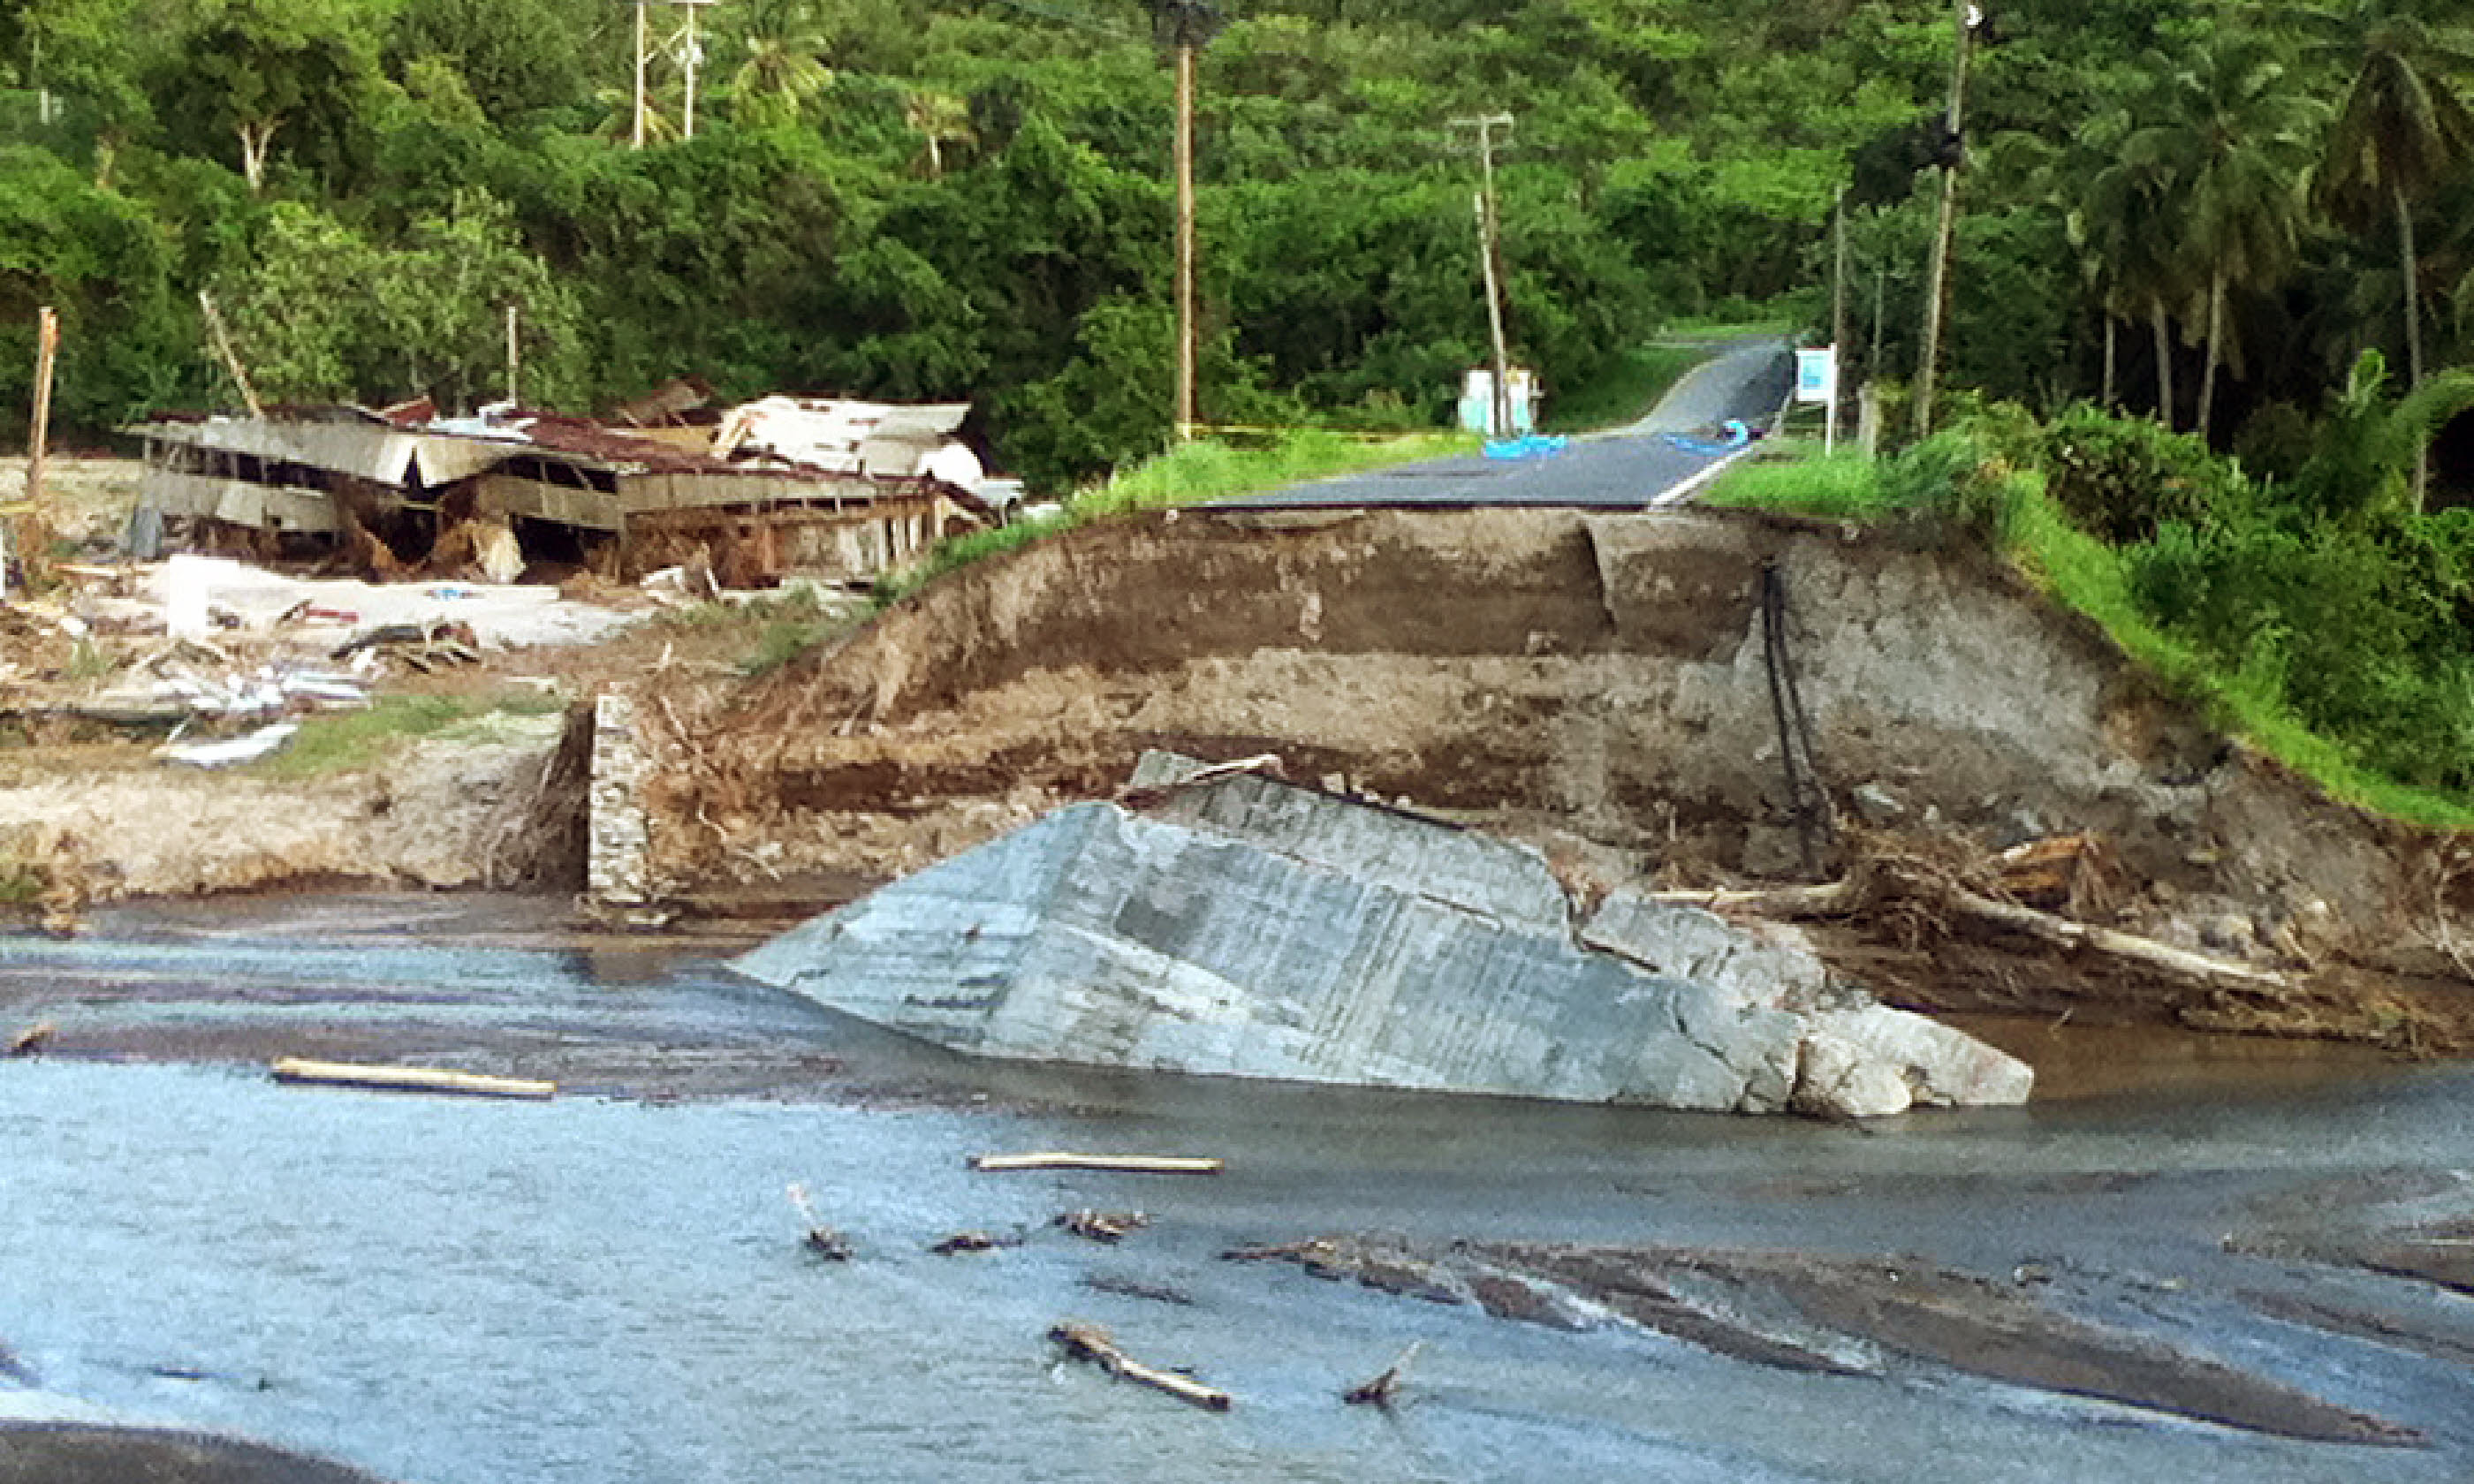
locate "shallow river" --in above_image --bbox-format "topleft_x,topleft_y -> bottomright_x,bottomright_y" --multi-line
2,897 -> 2470,1482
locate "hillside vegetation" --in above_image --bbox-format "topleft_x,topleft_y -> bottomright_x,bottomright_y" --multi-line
1,0 -> 2466,494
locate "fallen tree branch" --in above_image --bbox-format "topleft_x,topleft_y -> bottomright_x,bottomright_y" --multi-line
1646,879 -> 1867,916
1654,857 -> 2290,997
270,1056 -> 555,1100
970,1152 -> 1224,1175
1048,1321 -> 1232,1412
1118,753 -> 1286,807
1342,1341 -> 1423,1408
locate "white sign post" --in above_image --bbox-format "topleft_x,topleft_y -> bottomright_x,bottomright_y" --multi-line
1795,344 -> 1840,454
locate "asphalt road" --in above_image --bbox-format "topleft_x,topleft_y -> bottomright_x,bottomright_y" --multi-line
1220,336 -> 1793,512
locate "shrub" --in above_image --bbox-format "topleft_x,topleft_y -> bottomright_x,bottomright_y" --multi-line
2037,405 -> 2250,543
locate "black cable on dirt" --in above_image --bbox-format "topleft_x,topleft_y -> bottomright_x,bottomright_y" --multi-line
1760,556 -> 1834,874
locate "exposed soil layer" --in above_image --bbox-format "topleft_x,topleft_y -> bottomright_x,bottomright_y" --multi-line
649,505 -> 2474,1050
1227,1234 -> 2425,1447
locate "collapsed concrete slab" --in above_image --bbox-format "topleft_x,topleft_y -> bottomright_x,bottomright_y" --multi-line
731,761 -> 2031,1116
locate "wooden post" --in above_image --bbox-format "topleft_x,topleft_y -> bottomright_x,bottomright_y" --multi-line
1174,40 -> 1197,442
23,307 -> 58,587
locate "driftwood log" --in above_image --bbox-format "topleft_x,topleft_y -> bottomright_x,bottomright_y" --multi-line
1343,1341 -> 1423,1407
1055,1208 -> 1150,1244
1651,852 -> 2290,997
785,1184 -> 853,1260
1049,1321 -> 1232,1412
7,1020 -> 55,1057
930,1230 -> 1017,1255
270,1056 -> 554,1100
970,1152 -> 1225,1176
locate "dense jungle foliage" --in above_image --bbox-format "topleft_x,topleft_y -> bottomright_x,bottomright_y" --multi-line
1,0 -> 2470,496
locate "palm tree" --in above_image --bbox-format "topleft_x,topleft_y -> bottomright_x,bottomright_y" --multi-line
2079,129 -> 2194,427
2122,34 -> 2324,441
905,88 -> 975,178
727,0 -> 834,132
2303,0 -> 2474,505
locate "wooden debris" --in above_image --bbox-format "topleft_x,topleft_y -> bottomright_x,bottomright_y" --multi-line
785,1184 -> 853,1260
1651,852 -> 2290,997
970,1151 -> 1225,1176
1047,1321 -> 1231,1412
7,1020 -> 56,1057
1081,1273 -> 1195,1306
269,1056 -> 553,1100
1056,1208 -> 1150,1244
1119,752 -> 1286,808
930,1230 -> 1017,1255
1342,1341 -> 1423,1408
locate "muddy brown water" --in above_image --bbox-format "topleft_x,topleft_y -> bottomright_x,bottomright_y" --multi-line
2,893 -> 2471,1483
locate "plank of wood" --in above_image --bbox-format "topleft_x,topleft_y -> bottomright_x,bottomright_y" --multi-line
269,1056 -> 555,1101
1049,1322 -> 1232,1412
970,1152 -> 1225,1175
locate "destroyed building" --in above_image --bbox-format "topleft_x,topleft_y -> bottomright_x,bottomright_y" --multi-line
127,386 -> 1010,586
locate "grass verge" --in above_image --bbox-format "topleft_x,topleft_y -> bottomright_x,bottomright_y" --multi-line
251,692 -> 563,781
874,428 -> 1472,605
1710,443 -> 2474,833
1544,343 -> 1708,433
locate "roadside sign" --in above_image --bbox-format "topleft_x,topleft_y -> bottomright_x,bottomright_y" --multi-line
1795,345 -> 1837,404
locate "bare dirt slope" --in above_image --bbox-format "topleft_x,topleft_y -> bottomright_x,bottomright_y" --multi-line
652,504 -> 2474,1049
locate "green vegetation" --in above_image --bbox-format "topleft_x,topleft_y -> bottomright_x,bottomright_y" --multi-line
873,427 -> 1466,604
251,692 -> 553,779
5,0 -> 2460,499
1543,343 -> 1704,433
1712,392 -> 2474,830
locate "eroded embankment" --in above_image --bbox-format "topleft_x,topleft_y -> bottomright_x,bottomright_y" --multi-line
656,505 -> 2474,1044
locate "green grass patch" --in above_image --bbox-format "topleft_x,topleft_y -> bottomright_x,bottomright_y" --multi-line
1706,450 -> 1897,520
1544,343 -> 1707,433
250,693 -> 558,781
874,428 -> 1471,605
1654,316 -> 1796,341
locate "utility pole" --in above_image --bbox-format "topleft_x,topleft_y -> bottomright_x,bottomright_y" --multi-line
1154,4 -> 1224,443
1913,0 -> 1980,439
631,0 -> 715,147
1452,112 -> 1516,439
1174,41 -> 1196,440
1831,184 -> 1848,449
505,303 -> 521,408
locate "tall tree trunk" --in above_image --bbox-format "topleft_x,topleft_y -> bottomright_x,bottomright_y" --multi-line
2151,301 -> 2174,431
2101,314 -> 2116,408
237,119 -> 278,193
2197,274 -> 2224,441
2398,184 -> 2428,511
